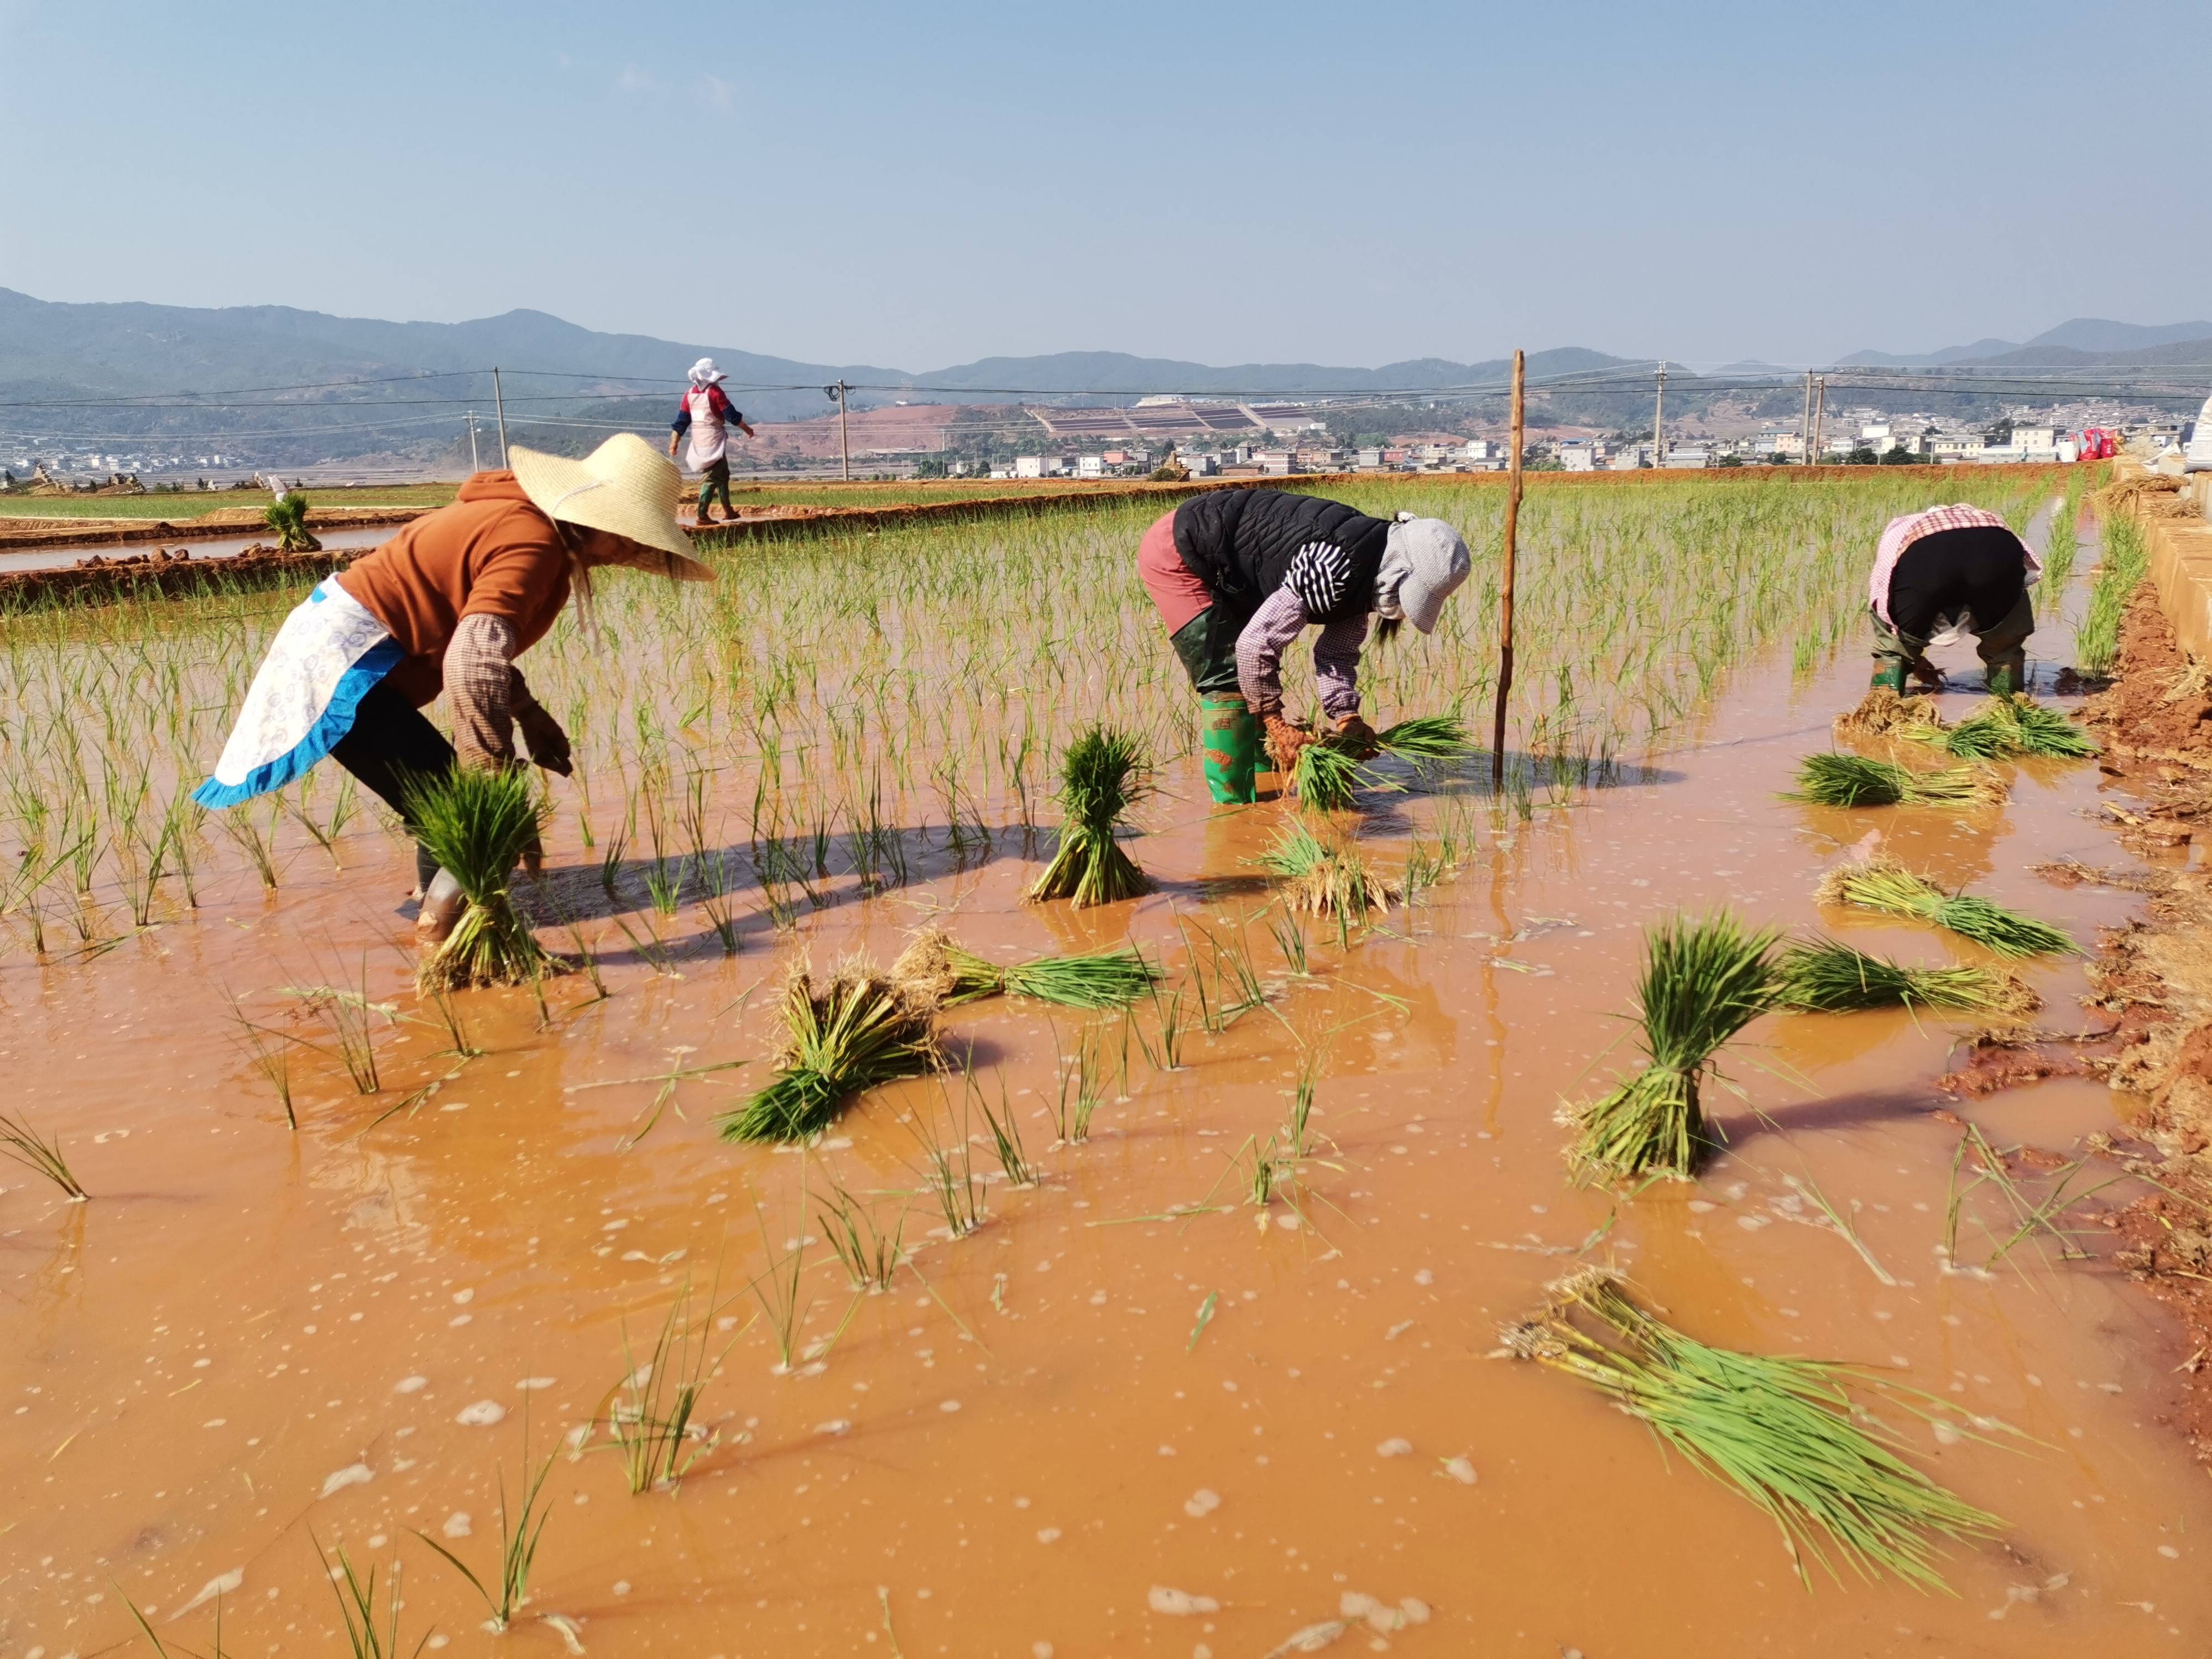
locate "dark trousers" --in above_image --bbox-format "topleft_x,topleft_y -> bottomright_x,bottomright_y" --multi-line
329,676 -> 453,889
1872,525 -> 2034,671
698,457 -> 734,519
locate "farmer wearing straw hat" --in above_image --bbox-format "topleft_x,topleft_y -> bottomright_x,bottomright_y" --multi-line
670,357 -> 755,524
1138,488 -> 1472,804
1865,504 -> 2039,696
194,434 -> 713,940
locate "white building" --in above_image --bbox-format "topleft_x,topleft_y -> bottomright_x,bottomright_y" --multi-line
1556,440 -> 1597,472
1076,454 -> 1105,479
1013,455 -> 1044,479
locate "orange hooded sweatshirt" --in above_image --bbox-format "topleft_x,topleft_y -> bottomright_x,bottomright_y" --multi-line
336,471 -> 572,707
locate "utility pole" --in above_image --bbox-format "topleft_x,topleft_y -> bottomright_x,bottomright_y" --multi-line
466,409 -> 479,472
1490,348 -> 1526,790
1811,374 -> 1827,466
1800,371 -> 1814,466
827,380 -> 852,481
1652,360 -> 1666,468
492,367 -> 510,467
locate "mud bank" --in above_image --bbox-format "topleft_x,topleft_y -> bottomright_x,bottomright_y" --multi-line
2078,581 -> 2212,1449
0,544 -> 353,608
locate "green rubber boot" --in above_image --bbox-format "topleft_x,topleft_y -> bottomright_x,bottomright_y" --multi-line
1199,695 -> 1260,805
1985,653 -> 2025,696
1869,659 -> 1906,695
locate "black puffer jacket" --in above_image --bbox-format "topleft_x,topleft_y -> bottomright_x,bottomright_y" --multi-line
1172,489 -> 1392,636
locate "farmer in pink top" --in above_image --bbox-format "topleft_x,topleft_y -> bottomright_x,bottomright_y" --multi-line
1865,504 -> 2039,695
669,357 -> 757,524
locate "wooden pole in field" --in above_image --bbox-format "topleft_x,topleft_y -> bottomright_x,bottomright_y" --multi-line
836,379 -> 852,481
1490,349 -> 1526,789
1800,371 -> 1813,466
1812,374 -> 1827,463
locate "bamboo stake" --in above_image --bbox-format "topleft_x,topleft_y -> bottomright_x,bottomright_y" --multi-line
1490,349 -> 1525,789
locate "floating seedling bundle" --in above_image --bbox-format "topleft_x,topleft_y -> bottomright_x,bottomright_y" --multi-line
1503,1268 -> 2005,1589
1815,858 -> 2076,959
1259,821 -> 1401,920
1832,686 -> 1940,742
1773,937 -> 2038,1017
891,927 -> 1160,1009
1563,910 -> 1780,1183
1904,694 -> 2099,762
1026,726 -> 1151,906
1288,714 -> 1474,811
1788,753 -> 2002,808
404,766 -> 560,991
718,962 -> 940,1144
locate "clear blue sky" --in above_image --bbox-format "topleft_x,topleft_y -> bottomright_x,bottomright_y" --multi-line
1,1 -> 2203,372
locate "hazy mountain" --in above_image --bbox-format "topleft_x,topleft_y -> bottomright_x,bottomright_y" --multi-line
1839,317 -> 2212,368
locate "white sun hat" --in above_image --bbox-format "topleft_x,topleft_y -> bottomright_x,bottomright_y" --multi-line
688,357 -> 724,385
508,433 -> 714,583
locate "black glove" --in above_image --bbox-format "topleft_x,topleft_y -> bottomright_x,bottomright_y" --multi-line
515,701 -> 573,776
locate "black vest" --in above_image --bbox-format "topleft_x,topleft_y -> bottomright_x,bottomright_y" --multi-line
1172,489 -> 1391,634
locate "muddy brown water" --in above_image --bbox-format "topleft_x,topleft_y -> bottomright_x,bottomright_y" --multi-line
5,546 -> 2210,1655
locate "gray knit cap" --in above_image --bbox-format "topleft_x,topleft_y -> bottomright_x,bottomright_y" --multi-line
1380,514 -> 1472,634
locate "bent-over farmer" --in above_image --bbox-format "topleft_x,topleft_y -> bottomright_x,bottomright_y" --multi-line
194,433 -> 713,939
1138,488 -> 1472,804
670,357 -> 756,524
1867,503 -> 2039,695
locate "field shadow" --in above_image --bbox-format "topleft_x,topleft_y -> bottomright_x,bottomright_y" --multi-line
1707,1087 -> 1935,1150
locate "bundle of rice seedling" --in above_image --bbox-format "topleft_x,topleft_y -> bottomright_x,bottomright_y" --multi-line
717,963 -> 938,1144
404,766 -> 559,990
264,492 -> 321,552
1504,1268 -> 2005,1589
1906,695 -> 2099,763
891,927 -> 1159,1010
1815,858 -> 2077,960
1832,686 -> 1939,742
1286,713 -> 1473,810
1026,727 -> 1151,906
1563,911 -> 1781,1183
1773,937 -> 2038,1017
1258,822 -> 1400,919
1787,753 -> 2001,807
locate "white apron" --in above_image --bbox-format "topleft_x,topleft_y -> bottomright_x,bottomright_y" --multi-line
682,384 -> 731,470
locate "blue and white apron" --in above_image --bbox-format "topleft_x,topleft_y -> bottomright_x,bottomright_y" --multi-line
194,577 -> 405,808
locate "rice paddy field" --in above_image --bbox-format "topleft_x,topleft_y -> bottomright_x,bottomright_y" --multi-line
5,468 -> 2209,1656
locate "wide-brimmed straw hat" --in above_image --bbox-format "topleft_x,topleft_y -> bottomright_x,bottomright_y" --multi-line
509,434 -> 714,583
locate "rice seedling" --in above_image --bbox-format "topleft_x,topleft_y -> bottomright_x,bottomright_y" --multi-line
890,926 -> 1159,1010
1287,738 -> 1390,811
1832,685 -> 1942,742
1130,981 -> 1191,1072
227,997 -> 300,1129
717,963 -> 939,1144
970,1065 -> 1037,1187
907,1092 -> 986,1237
117,1582 -> 227,1657
818,1175 -> 906,1291
218,806 -> 280,889
2077,514 -> 2149,677
1562,910 -> 1782,1184
1816,858 -> 2076,959
413,1426 -> 557,1632
1046,1022 -> 1106,1142
1503,1268 -> 2004,1590
592,1270 -> 734,1492
1904,694 -> 2099,763
749,1188 -> 813,1370
264,493 -> 321,552
1787,753 -> 2002,808
1782,1172 -> 1897,1286
310,1537 -> 424,1659
1180,916 -> 1267,1031
1258,822 -> 1400,934
404,767 -> 561,991
418,982 -> 483,1061
1772,938 -> 2037,1018
1026,726 -> 1151,906
1267,905 -> 1311,975
0,1108 -> 88,1200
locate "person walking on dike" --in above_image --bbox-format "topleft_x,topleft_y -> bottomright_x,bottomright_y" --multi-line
669,357 -> 756,524
193,434 -> 714,940
1866,502 -> 2039,696
1138,487 -> 1472,805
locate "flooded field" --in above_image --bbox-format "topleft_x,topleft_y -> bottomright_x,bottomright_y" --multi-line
4,474 -> 2205,1656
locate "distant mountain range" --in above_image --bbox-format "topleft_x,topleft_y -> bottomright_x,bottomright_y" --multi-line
1839,317 -> 2212,367
2,284 -> 2205,467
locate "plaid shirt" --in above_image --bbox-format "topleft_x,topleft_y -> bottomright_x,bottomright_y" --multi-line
1235,585 -> 1369,719
1869,504 -> 2034,625
444,613 -> 520,768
